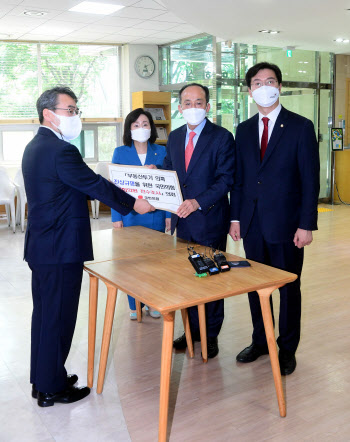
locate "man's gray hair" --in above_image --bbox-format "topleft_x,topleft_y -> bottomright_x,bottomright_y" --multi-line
36,86 -> 77,124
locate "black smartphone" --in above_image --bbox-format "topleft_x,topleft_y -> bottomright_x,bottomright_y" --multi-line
203,257 -> 220,275
188,254 -> 209,273
227,260 -> 251,268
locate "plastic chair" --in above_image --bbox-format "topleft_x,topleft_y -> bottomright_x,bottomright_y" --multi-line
91,162 -> 110,219
0,167 -> 16,233
13,168 -> 27,232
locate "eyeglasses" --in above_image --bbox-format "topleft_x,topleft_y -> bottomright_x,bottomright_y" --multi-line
251,79 -> 278,88
53,107 -> 82,117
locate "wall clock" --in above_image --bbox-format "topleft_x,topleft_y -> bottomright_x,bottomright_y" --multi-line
134,55 -> 156,79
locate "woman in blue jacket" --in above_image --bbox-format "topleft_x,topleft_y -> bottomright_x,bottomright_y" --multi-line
111,108 -> 171,319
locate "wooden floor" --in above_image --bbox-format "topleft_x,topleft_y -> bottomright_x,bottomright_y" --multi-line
107,204 -> 350,441
1,204 -> 350,441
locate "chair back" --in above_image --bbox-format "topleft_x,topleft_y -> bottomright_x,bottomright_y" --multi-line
14,168 -> 24,187
14,168 -> 27,202
94,162 -> 110,180
0,168 -> 16,198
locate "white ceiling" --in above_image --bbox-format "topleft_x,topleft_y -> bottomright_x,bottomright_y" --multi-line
162,0 -> 350,54
0,0 -> 202,44
0,0 -> 350,54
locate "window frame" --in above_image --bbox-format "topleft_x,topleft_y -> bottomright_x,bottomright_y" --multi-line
0,119 -> 123,165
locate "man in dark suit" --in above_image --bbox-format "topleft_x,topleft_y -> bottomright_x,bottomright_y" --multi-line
163,83 -> 235,358
22,86 -> 154,407
230,62 -> 319,374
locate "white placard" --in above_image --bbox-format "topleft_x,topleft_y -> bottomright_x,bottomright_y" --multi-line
109,164 -> 183,214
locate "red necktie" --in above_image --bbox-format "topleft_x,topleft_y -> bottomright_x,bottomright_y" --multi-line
260,117 -> 269,161
185,131 -> 196,171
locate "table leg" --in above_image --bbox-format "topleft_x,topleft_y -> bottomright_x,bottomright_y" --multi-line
96,283 -> 118,394
136,299 -> 142,323
159,312 -> 175,442
257,286 -> 286,417
87,274 -> 98,388
180,309 -> 194,358
198,304 -> 207,363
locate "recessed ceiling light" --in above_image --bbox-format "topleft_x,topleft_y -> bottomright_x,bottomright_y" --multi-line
334,38 -> 349,43
259,30 -> 280,34
23,10 -> 47,16
69,1 -> 125,15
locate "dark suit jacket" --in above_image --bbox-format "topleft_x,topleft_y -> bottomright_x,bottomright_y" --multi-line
230,106 -> 320,243
22,127 -> 135,264
163,119 -> 235,245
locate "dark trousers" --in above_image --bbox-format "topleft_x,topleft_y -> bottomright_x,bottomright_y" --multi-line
177,219 -> 226,338
243,210 -> 304,354
29,262 -> 83,393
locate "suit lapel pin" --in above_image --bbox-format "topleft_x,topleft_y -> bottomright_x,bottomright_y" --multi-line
280,124 -> 284,128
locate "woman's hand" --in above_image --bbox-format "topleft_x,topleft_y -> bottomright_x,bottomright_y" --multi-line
165,218 -> 171,232
113,221 -> 123,229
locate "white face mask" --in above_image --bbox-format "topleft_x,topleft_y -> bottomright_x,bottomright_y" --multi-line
131,128 -> 151,143
252,86 -> 280,108
181,108 -> 206,126
50,111 -> 82,141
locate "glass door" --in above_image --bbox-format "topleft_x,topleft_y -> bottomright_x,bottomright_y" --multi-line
319,89 -> 332,198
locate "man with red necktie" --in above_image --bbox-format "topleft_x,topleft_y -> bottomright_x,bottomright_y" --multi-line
229,62 -> 320,375
163,83 -> 235,358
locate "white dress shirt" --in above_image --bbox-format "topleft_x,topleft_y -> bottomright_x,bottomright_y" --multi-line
184,117 -> 207,150
138,153 -> 146,166
40,125 -> 62,139
231,103 -> 282,223
258,103 -> 282,148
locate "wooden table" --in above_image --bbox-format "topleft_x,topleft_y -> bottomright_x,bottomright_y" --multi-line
84,226 -> 297,442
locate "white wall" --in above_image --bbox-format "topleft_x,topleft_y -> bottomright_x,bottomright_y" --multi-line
121,44 -> 159,117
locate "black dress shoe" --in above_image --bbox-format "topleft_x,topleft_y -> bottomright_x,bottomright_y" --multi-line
236,342 -> 269,363
207,337 -> 219,359
37,385 -> 90,407
32,374 -> 78,399
173,332 -> 200,350
279,350 -> 296,375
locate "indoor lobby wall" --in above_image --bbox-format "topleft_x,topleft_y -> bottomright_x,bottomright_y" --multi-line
121,44 -> 159,117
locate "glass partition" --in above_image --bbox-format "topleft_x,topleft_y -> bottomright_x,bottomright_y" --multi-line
257,46 -> 318,83
319,89 -> 333,198
280,88 -> 317,124
160,35 -> 214,86
160,35 -> 334,200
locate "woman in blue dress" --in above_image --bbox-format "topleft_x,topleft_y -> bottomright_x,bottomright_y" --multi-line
111,108 -> 171,319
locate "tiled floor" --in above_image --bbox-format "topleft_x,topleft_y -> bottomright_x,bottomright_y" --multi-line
1,206 -> 350,441
0,215 -> 132,442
